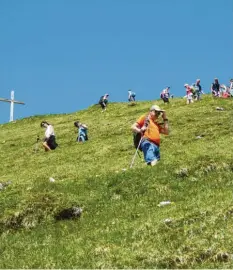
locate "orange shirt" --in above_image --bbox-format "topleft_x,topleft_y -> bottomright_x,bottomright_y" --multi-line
137,114 -> 162,145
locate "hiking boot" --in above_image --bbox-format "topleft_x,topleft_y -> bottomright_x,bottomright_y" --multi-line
150,160 -> 158,166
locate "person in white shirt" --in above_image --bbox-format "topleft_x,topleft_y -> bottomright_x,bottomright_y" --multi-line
40,121 -> 58,151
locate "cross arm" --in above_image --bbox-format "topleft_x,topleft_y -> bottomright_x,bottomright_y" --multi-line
0,98 -> 25,105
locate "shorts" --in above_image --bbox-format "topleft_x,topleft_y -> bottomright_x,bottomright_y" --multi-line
141,139 -> 160,164
162,97 -> 169,103
45,135 -> 58,150
77,135 -> 88,142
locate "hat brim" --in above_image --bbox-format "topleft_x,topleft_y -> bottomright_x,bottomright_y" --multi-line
152,109 -> 165,112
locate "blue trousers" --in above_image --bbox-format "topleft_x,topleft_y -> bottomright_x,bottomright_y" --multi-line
141,139 -> 160,164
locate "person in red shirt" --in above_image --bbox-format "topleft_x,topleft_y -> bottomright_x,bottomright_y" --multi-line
131,105 -> 169,166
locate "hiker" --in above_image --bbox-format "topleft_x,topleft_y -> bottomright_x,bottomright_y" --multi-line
128,90 -> 136,102
99,94 -> 109,112
184,84 -> 193,104
220,84 -> 231,98
74,121 -> 88,142
229,79 -> 233,96
131,104 -> 169,166
194,79 -> 204,100
160,87 -> 170,103
40,121 -> 58,151
211,78 -> 220,97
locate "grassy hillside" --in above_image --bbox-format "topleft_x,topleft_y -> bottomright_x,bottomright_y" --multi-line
1,95 -> 233,268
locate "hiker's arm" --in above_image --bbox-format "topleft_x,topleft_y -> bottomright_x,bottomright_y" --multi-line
160,112 -> 169,135
132,122 -> 142,133
82,124 -> 88,129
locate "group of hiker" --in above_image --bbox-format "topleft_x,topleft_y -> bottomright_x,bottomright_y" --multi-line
40,120 -> 88,152
40,102 -> 169,167
39,77 -> 233,166
183,78 -> 233,105
210,78 -> 233,98
98,90 -> 136,112
184,79 -> 204,104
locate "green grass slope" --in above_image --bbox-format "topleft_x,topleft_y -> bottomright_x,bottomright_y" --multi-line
1,96 -> 233,268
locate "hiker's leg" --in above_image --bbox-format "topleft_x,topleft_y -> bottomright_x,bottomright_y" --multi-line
141,140 -> 159,165
100,102 -> 106,111
146,143 -> 159,165
149,143 -> 160,166
42,141 -> 51,151
78,135 -> 85,142
141,140 -> 151,164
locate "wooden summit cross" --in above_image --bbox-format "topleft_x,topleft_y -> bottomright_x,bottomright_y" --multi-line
0,90 -> 25,122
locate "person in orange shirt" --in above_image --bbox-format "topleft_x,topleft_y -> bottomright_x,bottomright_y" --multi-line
131,105 -> 169,166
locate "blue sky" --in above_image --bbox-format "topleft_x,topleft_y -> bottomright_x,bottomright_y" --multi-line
0,0 -> 232,123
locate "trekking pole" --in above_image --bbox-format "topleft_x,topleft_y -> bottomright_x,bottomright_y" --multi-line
34,135 -> 40,152
130,136 -> 143,168
130,116 -> 150,168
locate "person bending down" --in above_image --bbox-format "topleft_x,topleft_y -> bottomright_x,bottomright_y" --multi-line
99,94 -> 109,112
74,121 -> 88,142
40,121 -> 58,151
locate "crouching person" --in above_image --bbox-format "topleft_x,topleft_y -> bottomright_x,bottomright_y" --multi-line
131,105 -> 169,166
74,121 -> 88,142
40,121 -> 58,151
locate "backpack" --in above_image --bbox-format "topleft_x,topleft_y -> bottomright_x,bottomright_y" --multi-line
131,92 -> 136,97
133,132 -> 142,151
132,116 -> 150,150
99,96 -> 104,104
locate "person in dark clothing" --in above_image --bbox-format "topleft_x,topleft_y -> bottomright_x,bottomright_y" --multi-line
194,79 -> 204,100
211,78 -> 220,97
99,94 -> 109,112
160,87 -> 170,103
128,90 -> 136,102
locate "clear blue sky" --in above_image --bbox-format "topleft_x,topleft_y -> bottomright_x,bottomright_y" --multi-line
0,0 -> 232,123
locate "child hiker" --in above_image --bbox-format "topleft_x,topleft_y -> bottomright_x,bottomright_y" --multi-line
128,90 -> 136,102
74,121 -> 88,142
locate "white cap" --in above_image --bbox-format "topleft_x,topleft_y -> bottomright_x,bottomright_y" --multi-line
184,83 -> 189,87
150,105 -> 164,112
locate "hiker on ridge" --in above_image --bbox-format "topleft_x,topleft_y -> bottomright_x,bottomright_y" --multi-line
160,87 -> 170,103
40,121 -> 58,151
131,105 -> 169,166
211,78 -> 221,97
194,79 -> 204,100
99,94 -> 109,112
74,121 -> 88,142
184,84 -> 194,104
128,90 -> 136,102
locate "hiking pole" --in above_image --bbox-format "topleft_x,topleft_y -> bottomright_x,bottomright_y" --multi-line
130,136 -> 143,168
34,135 -> 40,152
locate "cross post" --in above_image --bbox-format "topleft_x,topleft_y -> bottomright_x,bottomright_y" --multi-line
0,90 -> 25,122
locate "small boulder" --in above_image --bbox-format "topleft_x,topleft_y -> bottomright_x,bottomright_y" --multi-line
55,206 -> 83,220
